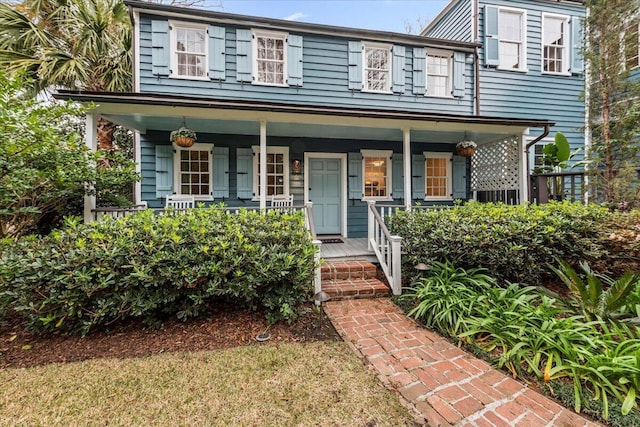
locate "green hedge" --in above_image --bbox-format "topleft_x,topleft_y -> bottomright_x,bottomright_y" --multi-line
387,201 -> 620,283
0,207 -> 318,335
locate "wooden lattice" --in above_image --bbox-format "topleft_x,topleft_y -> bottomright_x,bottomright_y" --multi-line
471,136 -> 520,192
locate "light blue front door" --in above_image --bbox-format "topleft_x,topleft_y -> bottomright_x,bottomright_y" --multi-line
309,158 -> 342,235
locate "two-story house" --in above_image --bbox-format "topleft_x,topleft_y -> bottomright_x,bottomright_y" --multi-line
57,0 -> 560,238
424,0 -> 586,190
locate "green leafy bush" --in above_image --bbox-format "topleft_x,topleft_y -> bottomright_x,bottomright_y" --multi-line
0,207 -> 317,334
387,201 -> 612,283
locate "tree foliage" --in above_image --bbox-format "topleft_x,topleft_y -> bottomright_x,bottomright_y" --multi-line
584,0 -> 640,205
0,72 -> 138,238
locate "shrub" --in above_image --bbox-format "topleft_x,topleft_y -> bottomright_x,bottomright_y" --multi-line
387,201 -> 611,283
0,207 -> 318,335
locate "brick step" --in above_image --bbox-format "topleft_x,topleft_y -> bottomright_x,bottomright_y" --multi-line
321,260 -> 377,281
322,278 -> 391,300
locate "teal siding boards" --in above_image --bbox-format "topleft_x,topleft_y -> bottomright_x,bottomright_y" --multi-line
425,0 -> 472,42
138,15 -> 474,115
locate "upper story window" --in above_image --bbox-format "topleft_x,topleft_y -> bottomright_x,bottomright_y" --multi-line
252,146 -> 290,199
498,9 -> 526,71
361,149 -> 392,200
424,152 -> 452,201
363,43 -> 392,93
174,144 -> 213,199
170,21 -> 208,79
253,30 -> 288,86
625,21 -> 640,70
427,51 -> 452,97
543,14 -> 569,74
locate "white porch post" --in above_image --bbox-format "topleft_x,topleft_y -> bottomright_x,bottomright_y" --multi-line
519,131 -> 529,205
259,120 -> 267,210
84,113 -> 98,223
403,128 -> 412,209
133,131 -> 141,204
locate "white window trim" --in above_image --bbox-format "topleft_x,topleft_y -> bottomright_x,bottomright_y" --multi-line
496,7 -> 528,73
541,13 -> 571,76
251,145 -> 290,201
361,149 -> 393,201
423,151 -> 453,201
425,49 -> 453,98
169,20 -> 210,81
362,42 -> 393,94
173,143 -> 214,201
252,29 -> 289,87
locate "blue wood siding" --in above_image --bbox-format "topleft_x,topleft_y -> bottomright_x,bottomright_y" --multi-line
424,0 -> 472,42
476,0 -> 586,159
140,132 -> 461,237
138,15 -> 474,115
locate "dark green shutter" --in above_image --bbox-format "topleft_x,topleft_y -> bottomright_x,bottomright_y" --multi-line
413,47 -> 426,95
236,148 -> 253,199
348,152 -> 363,199
287,34 -> 303,86
484,6 -> 500,66
236,29 -> 253,82
209,25 -> 226,80
411,154 -> 425,200
392,154 -> 404,200
212,146 -> 229,198
348,41 -> 363,90
155,145 -> 174,198
151,20 -> 170,76
452,52 -> 465,98
452,155 -> 467,199
392,45 -> 405,93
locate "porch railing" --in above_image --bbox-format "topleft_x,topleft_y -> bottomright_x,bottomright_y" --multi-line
367,201 -> 402,295
530,171 -> 585,204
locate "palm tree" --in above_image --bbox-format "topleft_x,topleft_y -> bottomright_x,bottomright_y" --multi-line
0,0 -> 132,150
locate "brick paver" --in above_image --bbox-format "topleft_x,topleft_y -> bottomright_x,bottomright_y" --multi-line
324,298 -> 600,427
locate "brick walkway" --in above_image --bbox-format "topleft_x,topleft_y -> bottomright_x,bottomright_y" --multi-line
324,298 -> 599,427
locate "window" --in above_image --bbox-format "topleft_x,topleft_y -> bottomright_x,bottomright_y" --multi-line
427,51 -> 452,97
424,152 -> 452,200
174,144 -> 213,199
170,22 -> 208,79
253,30 -> 287,86
543,14 -> 569,74
625,21 -> 640,70
363,43 -> 392,92
252,146 -> 289,198
362,150 -> 392,200
498,9 -> 526,71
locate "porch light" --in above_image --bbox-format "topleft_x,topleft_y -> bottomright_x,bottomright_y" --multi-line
170,117 -> 197,148
455,132 -> 477,157
292,159 -> 302,174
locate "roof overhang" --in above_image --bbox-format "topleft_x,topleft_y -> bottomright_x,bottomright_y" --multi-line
54,90 -> 554,144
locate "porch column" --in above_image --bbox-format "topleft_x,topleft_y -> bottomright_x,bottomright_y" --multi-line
133,131 -> 141,204
403,128 -> 412,209
519,131 -> 528,205
259,120 -> 267,210
84,113 -> 98,223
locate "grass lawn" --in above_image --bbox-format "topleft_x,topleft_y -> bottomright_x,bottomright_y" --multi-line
0,341 -> 415,426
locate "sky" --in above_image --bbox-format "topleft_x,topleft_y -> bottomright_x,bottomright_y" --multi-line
199,0 -> 451,34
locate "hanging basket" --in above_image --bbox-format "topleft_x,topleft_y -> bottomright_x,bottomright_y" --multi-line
173,136 -> 196,147
456,146 -> 476,157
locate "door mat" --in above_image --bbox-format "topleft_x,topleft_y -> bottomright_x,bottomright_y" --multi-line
319,238 -> 344,244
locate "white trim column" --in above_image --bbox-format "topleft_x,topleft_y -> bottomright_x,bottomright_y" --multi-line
519,131 -> 529,205
84,113 -> 98,222
259,120 -> 267,210
134,131 -> 141,204
403,128 -> 412,209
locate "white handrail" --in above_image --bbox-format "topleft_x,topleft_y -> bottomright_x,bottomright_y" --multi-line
367,201 -> 402,295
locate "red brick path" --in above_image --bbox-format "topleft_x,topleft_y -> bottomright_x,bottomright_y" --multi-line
324,298 -> 600,427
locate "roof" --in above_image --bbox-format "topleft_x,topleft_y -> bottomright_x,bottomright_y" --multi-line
124,0 -> 480,52
54,90 -> 554,129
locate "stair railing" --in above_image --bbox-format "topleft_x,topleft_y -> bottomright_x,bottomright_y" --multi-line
367,201 -> 402,295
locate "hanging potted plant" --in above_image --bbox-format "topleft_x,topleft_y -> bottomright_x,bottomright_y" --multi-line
170,126 -> 197,148
456,139 -> 477,157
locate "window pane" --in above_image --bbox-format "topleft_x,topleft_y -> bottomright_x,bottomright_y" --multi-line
425,157 -> 448,198
499,11 -> 522,42
363,156 -> 388,198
